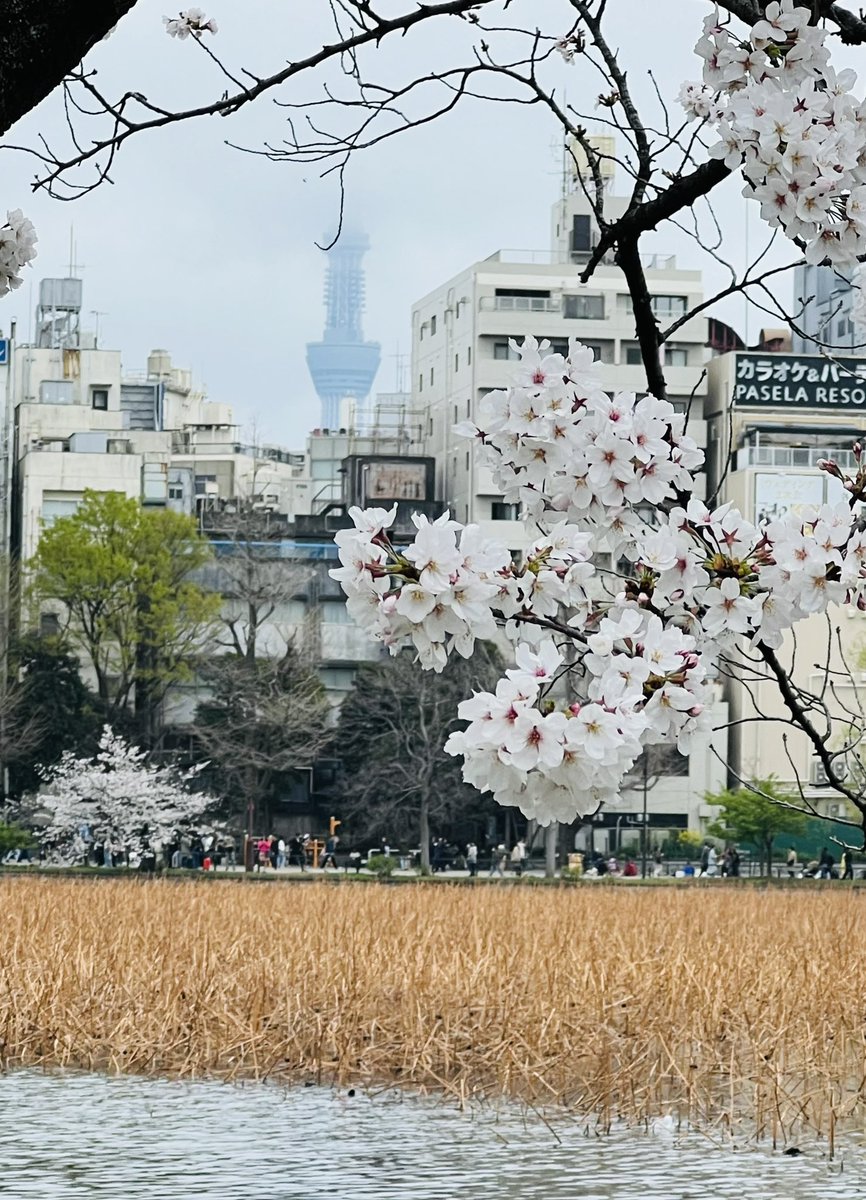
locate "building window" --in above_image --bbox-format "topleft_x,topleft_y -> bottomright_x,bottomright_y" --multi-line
651,295 -> 688,319
91,387 -> 109,411
40,611 -> 60,637
168,485 -> 184,501
419,325 -> 424,341
431,315 -> 437,336
419,374 -> 423,393
666,346 -> 688,367
838,317 -> 847,337
466,399 -> 471,417
453,403 -> 458,424
321,600 -> 351,625
625,345 -> 643,365
563,294 -> 604,320
465,451 -> 470,470
41,497 -> 81,525
571,214 -> 592,254
493,341 -> 520,361
427,416 -> 433,436
491,501 -> 520,521
430,368 -> 434,385
467,346 -> 472,366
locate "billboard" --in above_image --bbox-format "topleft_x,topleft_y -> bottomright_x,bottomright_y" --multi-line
754,473 -> 823,525
733,353 -> 866,409
363,460 -> 427,502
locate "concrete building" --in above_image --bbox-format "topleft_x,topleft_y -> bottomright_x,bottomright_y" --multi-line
410,171 -> 708,549
706,348 -> 866,818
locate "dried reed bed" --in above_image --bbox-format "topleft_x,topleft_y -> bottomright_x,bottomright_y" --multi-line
0,876 -> 863,1141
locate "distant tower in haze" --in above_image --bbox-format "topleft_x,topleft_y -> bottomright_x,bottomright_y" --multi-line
306,230 -> 381,429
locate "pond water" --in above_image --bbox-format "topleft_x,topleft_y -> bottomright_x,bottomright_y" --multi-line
0,1071 -> 863,1198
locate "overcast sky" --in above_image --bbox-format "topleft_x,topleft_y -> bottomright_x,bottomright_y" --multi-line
0,0 -> 834,447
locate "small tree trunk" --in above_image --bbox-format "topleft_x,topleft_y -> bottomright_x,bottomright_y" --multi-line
544,822 -> 557,878
419,795 -> 430,872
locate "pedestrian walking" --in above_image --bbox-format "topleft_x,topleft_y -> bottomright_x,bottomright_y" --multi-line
466,842 -> 478,877
510,838 -> 527,877
431,838 -> 447,873
321,834 -> 339,869
488,844 -> 506,877
699,843 -> 710,876
841,848 -> 854,880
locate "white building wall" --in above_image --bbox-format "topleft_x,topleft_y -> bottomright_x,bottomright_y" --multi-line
411,247 -> 707,542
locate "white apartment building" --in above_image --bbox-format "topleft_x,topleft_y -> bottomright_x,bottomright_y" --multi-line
411,179 -> 708,548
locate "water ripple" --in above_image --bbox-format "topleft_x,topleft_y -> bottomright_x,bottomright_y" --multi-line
0,1072 -> 862,1198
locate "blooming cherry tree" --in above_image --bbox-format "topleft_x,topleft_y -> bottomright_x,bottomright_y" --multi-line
333,337 -> 866,830
38,726 -> 215,863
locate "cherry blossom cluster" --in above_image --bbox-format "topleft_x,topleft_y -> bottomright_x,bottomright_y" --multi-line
682,1 -> 866,266
39,726 -> 216,863
0,209 -> 37,299
333,338 -> 866,825
164,8 -> 218,38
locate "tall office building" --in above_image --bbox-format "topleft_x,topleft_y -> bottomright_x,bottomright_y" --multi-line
306,230 -> 381,429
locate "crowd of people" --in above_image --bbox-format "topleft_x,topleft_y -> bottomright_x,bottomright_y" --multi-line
3,825 -> 860,881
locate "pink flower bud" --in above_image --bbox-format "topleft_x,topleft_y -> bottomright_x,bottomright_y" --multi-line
688,704 -> 704,718
855,442 -> 862,461
569,702 -> 582,716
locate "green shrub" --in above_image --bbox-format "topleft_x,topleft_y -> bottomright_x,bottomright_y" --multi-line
366,854 -> 397,878
0,822 -> 36,854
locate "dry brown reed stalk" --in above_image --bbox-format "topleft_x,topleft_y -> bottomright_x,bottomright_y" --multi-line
0,876 -> 863,1143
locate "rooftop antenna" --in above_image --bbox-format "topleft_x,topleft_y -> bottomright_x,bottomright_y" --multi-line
90,310 -> 107,348
67,227 -> 85,278
390,345 -> 408,393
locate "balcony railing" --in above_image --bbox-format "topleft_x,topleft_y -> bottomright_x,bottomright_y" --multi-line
479,296 -> 561,313
736,446 -> 858,471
